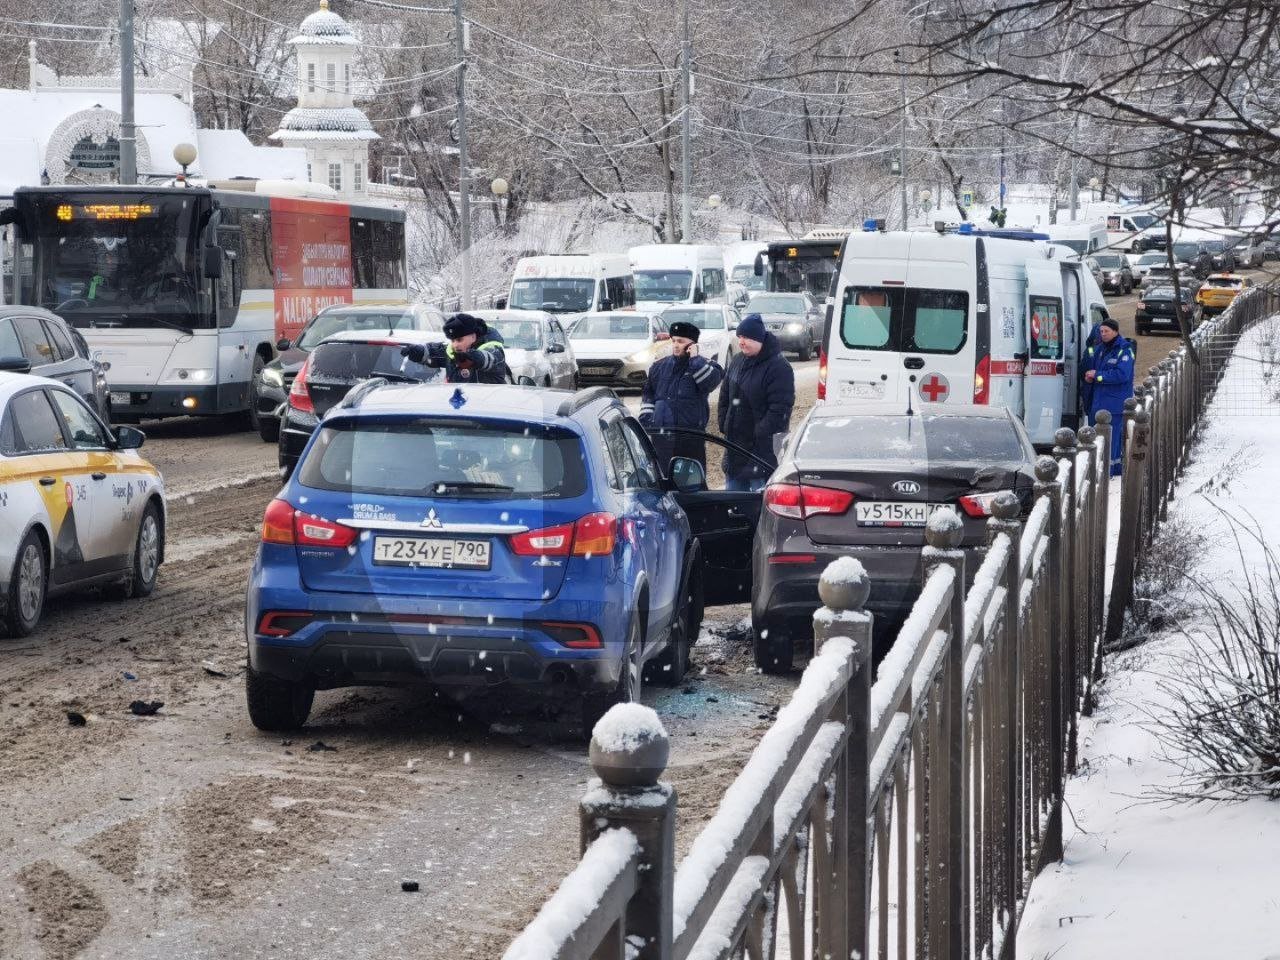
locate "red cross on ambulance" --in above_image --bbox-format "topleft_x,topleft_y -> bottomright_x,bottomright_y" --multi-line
919,372 -> 950,403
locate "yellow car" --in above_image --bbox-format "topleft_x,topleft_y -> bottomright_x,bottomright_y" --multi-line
1196,273 -> 1253,316
1,370 -> 165,636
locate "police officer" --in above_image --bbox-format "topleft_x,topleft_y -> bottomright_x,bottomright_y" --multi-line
1082,316 -> 1135,475
402,312 -> 511,384
640,320 -> 724,469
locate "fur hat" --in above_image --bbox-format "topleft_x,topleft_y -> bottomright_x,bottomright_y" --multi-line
443,312 -> 485,339
668,320 -> 701,342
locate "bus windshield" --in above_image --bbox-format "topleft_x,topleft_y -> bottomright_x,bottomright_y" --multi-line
17,191 -> 208,331
509,278 -> 594,314
766,243 -> 840,298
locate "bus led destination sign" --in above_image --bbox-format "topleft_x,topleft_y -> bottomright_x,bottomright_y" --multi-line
54,203 -> 156,222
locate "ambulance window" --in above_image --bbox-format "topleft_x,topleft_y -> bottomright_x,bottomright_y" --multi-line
905,290 -> 968,353
1030,296 -> 1063,360
8,389 -> 68,453
841,289 -> 893,349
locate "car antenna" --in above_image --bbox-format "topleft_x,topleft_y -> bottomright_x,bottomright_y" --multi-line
905,373 -> 915,418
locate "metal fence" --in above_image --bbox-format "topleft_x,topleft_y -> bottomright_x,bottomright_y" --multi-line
503,283 -> 1279,960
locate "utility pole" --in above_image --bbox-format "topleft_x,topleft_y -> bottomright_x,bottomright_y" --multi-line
454,0 -> 471,309
679,2 -> 692,244
897,51 -> 908,229
1068,119 -> 1079,222
119,0 -> 137,184
999,99 -> 1007,217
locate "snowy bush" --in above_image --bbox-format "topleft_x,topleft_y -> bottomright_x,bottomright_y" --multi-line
1154,528 -> 1280,801
1118,516 -> 1210,645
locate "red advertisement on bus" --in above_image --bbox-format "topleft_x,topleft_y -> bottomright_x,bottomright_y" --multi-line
270,196 -> 354,341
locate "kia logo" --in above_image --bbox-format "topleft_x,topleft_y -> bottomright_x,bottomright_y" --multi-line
892,480 -> 921,495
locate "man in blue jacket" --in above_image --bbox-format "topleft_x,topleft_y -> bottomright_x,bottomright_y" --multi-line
1082,317 -> 1135,475
718,314 -> 796,491
640,320 -> 724,469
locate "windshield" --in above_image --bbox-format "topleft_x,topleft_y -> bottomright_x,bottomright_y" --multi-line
662,308 -> 725,330
766,249 -> 839,298
571,315 -> 654,340
1055,239 -> 1089,255
1093,255 -> 1124,268
1131,215 -> 1158,230
297,310 -> 426,350
300,418 -> 587,499
18,191 -> 207,330
748,294 -> 806,315
634,270 -> 692,303
799,415 -> 1027,463
487,319 -> 543,349
1172,243 -> 1201,260
509,277 -> 594,314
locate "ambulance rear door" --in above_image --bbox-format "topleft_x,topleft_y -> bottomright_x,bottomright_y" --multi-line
1023,258 -> 1066,445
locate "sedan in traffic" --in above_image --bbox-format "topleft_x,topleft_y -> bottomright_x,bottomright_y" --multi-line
468,309 -> 577,388
657,304 -> 738,366
1136,285 -> 1198,335
568,311 -> 669,389
1090,253 -> 1134,294
743,292 -> 824,360
751,402 -> 1038,672
0,307 -> 111,423
253,303 -> 443,443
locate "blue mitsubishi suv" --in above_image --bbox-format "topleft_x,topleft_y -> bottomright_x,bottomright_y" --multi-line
244,383 -> 763,734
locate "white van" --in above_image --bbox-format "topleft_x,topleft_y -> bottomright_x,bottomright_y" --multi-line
821,227 -> 1110,446
628,244 -> 727,314
1043,221 -> 1109,257
504,254 -> 634,317
1104,210 -> 1161,252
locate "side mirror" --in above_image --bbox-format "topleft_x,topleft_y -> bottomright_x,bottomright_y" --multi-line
669,457 -> 707,492
203,245 -> 223,279
0,356 -> 32,374
494,296 -> 508,309
599,299 -> 612,312
547,342 -> 565,354
113,425 -> 146,450
276,337 -> 292,351
692,289 -> 706,304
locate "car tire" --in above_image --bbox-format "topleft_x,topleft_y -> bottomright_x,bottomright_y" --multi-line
115,502 -> 163,599
796,338 -> 812,362
258,415 -> 280,444
3,530 -> 46,638
581,613 -> 643,738
245,354 -> 265,433
752,617 -> 794,674
245,664 -> 315,732
652,549 -> 703,685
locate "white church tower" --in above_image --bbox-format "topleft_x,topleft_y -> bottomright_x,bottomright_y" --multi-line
270,0 -> 378,198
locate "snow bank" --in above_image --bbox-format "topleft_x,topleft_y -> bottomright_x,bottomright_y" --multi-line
502,828 -> 640,960
592,703 -> 668,754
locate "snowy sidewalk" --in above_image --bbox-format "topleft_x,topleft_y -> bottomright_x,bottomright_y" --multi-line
1017,320 -> 1280,958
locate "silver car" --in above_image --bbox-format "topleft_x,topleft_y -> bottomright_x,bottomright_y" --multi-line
470,309 -> 577,388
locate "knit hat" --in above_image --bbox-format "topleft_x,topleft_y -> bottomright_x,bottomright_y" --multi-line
1100,317 -> 1120,332
443,312 -> 485,339
736,313 -> 767,343
668,320 -> 701,342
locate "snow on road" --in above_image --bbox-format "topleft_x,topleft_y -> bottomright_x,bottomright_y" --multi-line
1017,316 -> 1280,958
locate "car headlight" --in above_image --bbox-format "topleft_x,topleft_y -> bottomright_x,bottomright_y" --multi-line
785,322 -> 804,332
626,350 -> 651,364
261,366 -> 284,388
165,367 -> 213,383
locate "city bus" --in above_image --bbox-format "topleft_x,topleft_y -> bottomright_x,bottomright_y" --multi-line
1,183 -> 406,423
754,230 -> 850,300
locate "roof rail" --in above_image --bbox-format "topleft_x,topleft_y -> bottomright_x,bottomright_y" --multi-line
340,377 -> 388,409
556,386 -> 619,417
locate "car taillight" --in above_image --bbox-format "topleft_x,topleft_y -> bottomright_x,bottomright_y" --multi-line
260,498 -> 357,547
572,512 -> 617,556
764,482 -> 854,520
289,359 -> 314,413
817,348 -> 828,401
509,513 -> 618,557
959,492 -> 1005,517
257,611 -> 314,637
510,523 -> 574,557
262,498 -> 296,544
973,354 -> 990,405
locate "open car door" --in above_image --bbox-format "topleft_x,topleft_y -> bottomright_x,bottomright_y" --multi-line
1023,258 -> 1066,446
654,427 -> 768,605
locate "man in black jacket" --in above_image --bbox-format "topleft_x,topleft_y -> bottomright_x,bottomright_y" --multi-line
640,320 -> 724,469
717,313 -> 795,491
401,312 -> 511,384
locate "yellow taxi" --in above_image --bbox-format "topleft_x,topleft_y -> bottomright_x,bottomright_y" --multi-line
1195,273 -> 1253,316
0,369 -> 165,636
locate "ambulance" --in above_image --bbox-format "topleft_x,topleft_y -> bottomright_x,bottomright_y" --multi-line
819,225 -> 1110,446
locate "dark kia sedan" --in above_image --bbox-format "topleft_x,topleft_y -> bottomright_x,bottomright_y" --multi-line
278,330 -> 443,477
751,402 -> 1038,672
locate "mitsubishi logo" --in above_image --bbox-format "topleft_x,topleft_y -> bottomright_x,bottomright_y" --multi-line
421,508 -> 443,529
892,480 -> 921,495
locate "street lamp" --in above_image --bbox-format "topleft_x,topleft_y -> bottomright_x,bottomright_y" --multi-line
920,188 -> 932,216
491,177 -> 509,228
173,142 -> 196,184
707,193 -> 722,209
1089,176 -> 1101,202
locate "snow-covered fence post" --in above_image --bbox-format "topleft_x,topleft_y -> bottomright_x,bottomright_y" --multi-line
1105,408 -> 1151,647
1077,422 -> 1106,712
1032,454 -> 1066,865
812,557 -> 873,960
987,492 -> 1023,934
920,509 -> 966,958
1139,375 -> 1159,550
582,709 -> 676,960
1052,428 -> 1082,774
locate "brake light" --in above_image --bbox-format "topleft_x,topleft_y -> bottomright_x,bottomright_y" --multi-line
509,523 -> 574,557
973,354 -> 990,404
817,347 -> 828,401
542,622 -> 602,648
959,492 -> 1005,517
260,498 -> 357,547
289,359 -> 314,413
262,498 -> 295,544
768,553 -> 818,565
764,483 -> 854,520
510,513 -> 618,557
572,512 -> 617,556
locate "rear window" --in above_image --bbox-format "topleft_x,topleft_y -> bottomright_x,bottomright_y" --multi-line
839,287 -> 968,354
297,310 -> 429,350
798,414 -> 1027,463
308,341 -> 440,384
1205,277 -> 1240,289
299,419 -> 588,499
